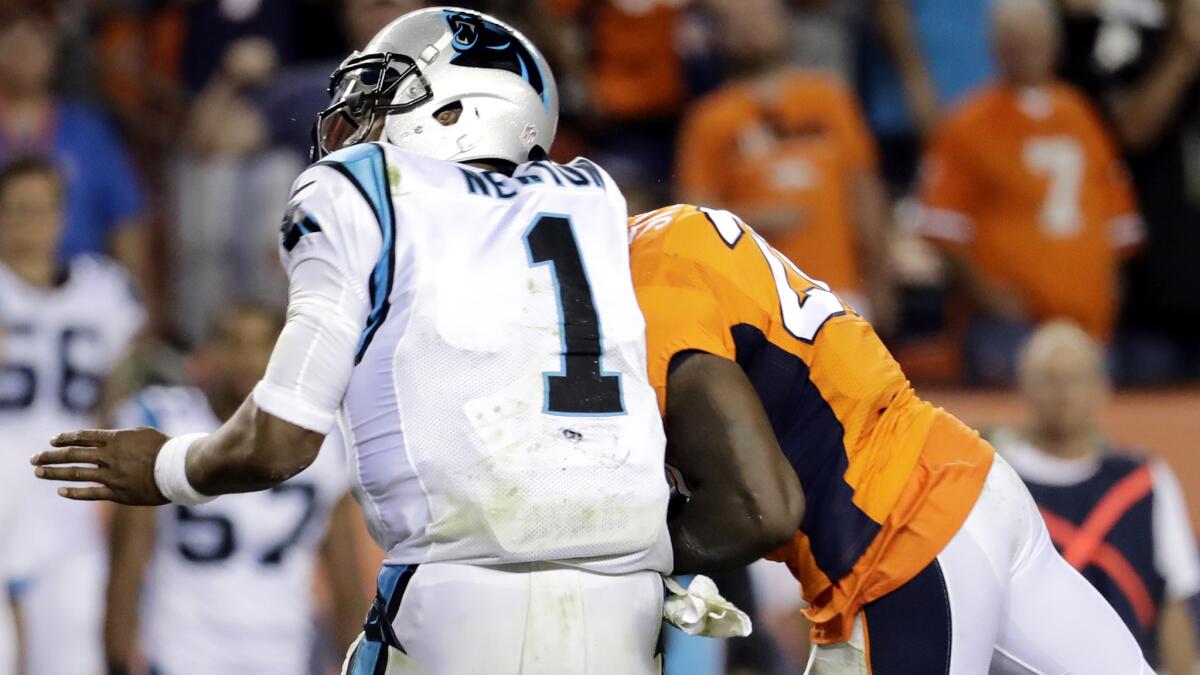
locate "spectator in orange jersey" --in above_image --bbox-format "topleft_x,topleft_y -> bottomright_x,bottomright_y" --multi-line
677,0 -> 895,331
993,321 -> 1200,675
917,0 -> 1142,385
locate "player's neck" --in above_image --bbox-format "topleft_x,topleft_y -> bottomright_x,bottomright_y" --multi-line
0,252 -> 55,288
1026,426 -> 1099,460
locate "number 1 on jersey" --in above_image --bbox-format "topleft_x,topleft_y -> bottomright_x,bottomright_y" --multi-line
524,214 -> 624,415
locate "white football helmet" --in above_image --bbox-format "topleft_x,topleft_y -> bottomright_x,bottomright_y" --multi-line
313,7 -> 558,166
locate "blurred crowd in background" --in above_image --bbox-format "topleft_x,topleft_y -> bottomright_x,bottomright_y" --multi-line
2,0 -> 1200,674
1,0 -> 1197,389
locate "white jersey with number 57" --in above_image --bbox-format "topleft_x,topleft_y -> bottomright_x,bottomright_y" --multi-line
261,143 -> 670,574
115,386 -> 348,675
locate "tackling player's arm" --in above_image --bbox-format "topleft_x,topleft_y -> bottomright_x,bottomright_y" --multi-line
665,351 -> 804,575
31,164 -> 377,505
632,206 -> 807,574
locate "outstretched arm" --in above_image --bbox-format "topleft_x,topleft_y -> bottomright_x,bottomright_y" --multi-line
31,165 -> 378,505
30,255 -> 359,504
666,351 -> 805,575
31,401 -> 326,504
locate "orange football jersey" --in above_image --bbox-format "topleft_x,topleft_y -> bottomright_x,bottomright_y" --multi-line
629,204 -> 994,642
919,82 -> 1141,338
677,71 -> 876,293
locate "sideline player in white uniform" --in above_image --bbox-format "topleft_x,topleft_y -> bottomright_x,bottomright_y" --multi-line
105,305 -> 365,675
0,156 -> 144,675
33,8 -> 672,675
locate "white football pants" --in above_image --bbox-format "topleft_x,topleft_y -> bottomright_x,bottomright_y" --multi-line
344,561 -> 664,675
807,455 -> 1153,674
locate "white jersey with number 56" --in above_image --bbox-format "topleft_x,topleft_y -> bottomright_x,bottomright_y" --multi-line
0,255 -> 143,559
258,143 -> 670,575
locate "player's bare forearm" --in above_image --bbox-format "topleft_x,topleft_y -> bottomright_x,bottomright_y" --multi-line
664,351 -> 804,575
670,487 -> 790,575
185,397 -> 324,495
30,396 -> 323,504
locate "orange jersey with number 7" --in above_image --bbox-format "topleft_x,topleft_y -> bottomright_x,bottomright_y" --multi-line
917,83 -> 1140,339
628,204 -> 994,643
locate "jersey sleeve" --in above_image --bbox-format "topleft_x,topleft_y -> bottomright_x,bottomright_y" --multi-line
315,424 -> 352,496
917,119 -> 977,249
1150,460 -> 1200,600
253,147 -> 386,434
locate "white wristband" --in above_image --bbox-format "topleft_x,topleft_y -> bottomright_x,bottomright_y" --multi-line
154,433 -> 215,506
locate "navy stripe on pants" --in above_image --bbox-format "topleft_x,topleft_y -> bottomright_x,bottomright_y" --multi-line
862,559 -> 952,674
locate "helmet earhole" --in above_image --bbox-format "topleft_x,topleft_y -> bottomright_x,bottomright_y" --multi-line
433,101 -> 464,127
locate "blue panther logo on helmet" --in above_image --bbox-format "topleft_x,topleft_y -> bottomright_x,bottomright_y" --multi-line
444,10 -> 547,108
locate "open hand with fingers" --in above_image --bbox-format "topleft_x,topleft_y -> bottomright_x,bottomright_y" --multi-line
31,428 -> 170,505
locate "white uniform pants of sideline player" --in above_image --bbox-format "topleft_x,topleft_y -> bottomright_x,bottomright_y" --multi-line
343,562 -> 664,675
807,455 -> 1153,674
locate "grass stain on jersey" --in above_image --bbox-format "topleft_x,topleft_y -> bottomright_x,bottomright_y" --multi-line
387,165 -> 402,194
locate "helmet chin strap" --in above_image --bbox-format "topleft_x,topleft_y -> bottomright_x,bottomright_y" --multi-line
417,32 -> 454,69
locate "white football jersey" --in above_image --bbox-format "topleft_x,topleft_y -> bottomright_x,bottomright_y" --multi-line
282,143 -> 671,574
0,255 -> 144,566
114,386 -> 349,675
